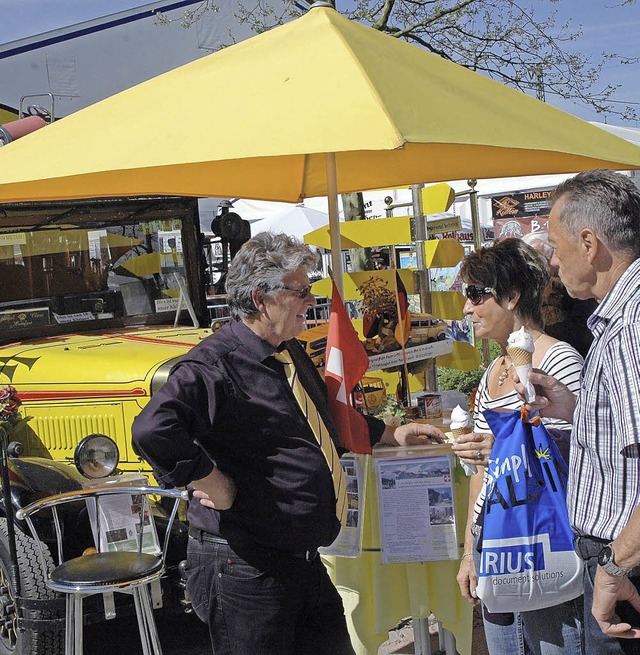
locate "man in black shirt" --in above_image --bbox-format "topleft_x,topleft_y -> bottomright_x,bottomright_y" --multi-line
132,232 -> 443,655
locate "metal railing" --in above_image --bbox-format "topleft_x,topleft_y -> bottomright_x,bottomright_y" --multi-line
206,297 -> 332,329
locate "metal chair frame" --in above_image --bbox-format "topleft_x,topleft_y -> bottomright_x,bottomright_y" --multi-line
16,485 -> 188,655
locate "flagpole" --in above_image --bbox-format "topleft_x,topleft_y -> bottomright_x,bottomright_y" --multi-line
392,264 -> 412,409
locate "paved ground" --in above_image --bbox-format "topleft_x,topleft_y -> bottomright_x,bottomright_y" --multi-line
378,607 -> 489,654
87,605 -> 490,654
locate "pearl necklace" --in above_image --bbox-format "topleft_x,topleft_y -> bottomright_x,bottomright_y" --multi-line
497,332 -> 543,386
497,358 -> 511,386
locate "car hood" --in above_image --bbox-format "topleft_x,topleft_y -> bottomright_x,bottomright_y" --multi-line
0,326 -> 210,396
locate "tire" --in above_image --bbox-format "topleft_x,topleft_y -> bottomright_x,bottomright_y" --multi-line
0,519 -> 63,655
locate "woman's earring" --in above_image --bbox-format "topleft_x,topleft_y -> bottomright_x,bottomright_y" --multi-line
507,304 -> 512,310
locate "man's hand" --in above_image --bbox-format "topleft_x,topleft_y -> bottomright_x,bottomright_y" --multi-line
381,422 -> 446,447
593,567 -> 640,639
512,368 -> 576,423
192,468 -> 237,510
451,431 -> 494,467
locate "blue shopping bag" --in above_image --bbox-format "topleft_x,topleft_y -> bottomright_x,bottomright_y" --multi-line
475,408 -> 583,612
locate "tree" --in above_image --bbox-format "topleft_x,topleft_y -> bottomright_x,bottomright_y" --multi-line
164,0 -> 638,122
345,0 -> 638,121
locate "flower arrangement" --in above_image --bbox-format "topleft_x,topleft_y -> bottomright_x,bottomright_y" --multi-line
0,386 -> 27,436
374,395 -> 407,426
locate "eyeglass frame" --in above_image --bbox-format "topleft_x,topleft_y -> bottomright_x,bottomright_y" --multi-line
280,285 -> 313,299
464,285 -> 494,305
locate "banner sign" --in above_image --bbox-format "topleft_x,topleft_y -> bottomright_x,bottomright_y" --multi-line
494,217 -> 549,240
490,189 -> 553,220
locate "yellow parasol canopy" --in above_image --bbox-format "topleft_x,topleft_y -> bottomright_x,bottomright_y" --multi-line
1,4 -> 640,291
0,5 -> 639,205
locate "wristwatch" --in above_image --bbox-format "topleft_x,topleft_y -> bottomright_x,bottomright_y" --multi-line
597,543 -> 629,577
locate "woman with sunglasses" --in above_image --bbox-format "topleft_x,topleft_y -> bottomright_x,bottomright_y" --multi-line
453,238 -> 585,655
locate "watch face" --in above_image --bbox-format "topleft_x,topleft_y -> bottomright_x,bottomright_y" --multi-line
598,544 -> 627,576
598,545 -> 613,566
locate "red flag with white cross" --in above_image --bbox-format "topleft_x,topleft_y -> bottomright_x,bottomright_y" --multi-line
325,281 -> 371,454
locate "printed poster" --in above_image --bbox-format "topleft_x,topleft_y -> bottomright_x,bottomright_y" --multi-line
374,451 -> 458,563
319,454 -> 367,558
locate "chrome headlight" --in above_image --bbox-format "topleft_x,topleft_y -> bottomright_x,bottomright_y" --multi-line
74,434 -> 119,479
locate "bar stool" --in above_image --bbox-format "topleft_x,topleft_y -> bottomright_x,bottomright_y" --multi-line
16,486 -> 188,655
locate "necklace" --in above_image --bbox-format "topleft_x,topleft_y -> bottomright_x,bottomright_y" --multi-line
497,358 -> 510,386
497,332 -> 543,386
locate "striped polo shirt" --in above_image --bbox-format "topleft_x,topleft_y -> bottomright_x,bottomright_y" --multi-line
568,257 -> 640,540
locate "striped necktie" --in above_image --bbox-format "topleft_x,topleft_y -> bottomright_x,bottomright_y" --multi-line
274,350 -> 348,527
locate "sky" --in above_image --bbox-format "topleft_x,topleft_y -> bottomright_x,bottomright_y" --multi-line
0,0 -> 639,126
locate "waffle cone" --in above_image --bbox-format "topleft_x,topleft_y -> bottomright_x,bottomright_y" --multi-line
507,346 -> 532,367
452,426 -> 472,438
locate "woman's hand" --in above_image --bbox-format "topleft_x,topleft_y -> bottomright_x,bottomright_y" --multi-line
457,553 -> 479,605
451,431 -> 494,467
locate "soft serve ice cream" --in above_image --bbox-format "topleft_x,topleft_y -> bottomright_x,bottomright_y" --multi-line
450,404 -> 473,439
450,404 -> 478,474
507,326 -> 536,403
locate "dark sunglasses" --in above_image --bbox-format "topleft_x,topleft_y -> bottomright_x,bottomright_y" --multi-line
465,285 -> 494,305
281,285 -> 313,299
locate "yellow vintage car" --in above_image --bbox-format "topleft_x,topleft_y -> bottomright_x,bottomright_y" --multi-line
0,196 -> 215,654
1,326 -> 210,475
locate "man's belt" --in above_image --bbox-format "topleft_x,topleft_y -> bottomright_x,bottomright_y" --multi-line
188,526 -> 319,562
573,534 -> 611,560
574,534 -> 640,577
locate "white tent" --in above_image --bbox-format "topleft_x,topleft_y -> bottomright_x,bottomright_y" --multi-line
250,204 -> 331,241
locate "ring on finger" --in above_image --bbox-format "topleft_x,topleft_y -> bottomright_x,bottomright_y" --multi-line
476,449 -> 482,460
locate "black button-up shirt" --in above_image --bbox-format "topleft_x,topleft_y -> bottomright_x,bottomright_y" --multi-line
132,319 -> 385,553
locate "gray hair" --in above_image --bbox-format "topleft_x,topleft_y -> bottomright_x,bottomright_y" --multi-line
521,231 -> 555,262
552,169 -> 640,260
225,231 -> 319,320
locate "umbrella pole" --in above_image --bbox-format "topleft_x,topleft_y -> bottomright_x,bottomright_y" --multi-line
325,153 -> 343,297
412,185 -> 437,394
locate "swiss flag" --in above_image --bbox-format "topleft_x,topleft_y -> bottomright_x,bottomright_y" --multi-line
325,282 -> 372,454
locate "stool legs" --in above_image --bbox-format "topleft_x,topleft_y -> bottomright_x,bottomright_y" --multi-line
133,585 -> 163,655
63,586 -> 162,655
65,594 -> 83,655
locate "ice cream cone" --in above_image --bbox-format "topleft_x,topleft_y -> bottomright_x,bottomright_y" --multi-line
506,328 -> 536,403
507,346 -> 532,367
452,426 -> 472,439
450,404 -> 477,475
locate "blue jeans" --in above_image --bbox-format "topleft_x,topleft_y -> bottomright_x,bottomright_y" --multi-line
474,533 -> 584,655
575,536 -> 640,655
185,533 -> 356,655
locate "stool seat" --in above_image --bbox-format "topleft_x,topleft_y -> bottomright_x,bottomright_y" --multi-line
50,551 -> 163,587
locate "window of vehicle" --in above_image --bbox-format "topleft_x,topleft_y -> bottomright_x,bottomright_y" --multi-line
0,219 -> 188,333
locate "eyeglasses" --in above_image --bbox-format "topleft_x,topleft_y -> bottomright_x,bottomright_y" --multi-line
464,285 -> 494,305
281,285 -> 313,299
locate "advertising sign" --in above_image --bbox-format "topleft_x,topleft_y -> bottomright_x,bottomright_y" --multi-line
490,190 -> 553,220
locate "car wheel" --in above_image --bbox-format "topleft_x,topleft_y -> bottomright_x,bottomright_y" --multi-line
0,520 -> 63,655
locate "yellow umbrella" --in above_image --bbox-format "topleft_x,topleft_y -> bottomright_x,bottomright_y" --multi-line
1,3 -> 640,286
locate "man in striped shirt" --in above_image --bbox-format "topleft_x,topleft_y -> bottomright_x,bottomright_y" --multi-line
521,169 -> 640,654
